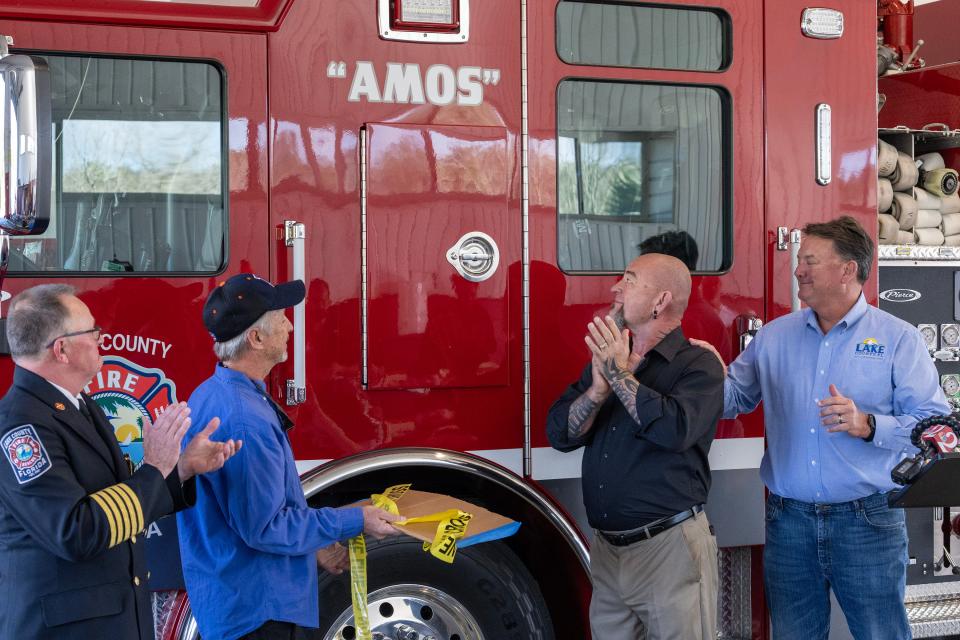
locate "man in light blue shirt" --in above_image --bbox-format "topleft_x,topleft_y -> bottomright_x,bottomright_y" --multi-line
708,217 -> 948,640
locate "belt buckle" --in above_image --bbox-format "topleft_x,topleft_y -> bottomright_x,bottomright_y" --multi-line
606,532 -> 624,546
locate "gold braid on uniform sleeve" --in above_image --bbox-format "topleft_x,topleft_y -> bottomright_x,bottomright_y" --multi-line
89,484 -> 145,548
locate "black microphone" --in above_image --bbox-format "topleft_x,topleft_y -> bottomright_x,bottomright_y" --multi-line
892,415 -> 960,485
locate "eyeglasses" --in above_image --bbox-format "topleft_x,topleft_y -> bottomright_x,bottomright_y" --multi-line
46,326 -> 101,349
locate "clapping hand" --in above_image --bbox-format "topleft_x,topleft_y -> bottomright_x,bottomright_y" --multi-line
178,417 -> 242,482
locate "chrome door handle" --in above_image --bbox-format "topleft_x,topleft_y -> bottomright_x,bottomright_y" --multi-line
789,229 -> 802,312
737,316 -> 762,353
284,220 -> 306,405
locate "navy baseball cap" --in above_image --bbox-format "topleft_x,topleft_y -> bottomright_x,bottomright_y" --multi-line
203,273 -> 305,342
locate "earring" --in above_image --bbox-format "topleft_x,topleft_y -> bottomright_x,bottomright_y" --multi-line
652,309 -> 659,319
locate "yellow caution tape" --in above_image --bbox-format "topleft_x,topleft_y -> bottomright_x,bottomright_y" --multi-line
396,509 -> 474,563
346,484 -> 473,640
347,536 -> 370,640
371,483 -> 409,513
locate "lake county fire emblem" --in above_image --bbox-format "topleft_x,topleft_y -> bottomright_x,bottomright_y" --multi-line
84,356 -> 178,469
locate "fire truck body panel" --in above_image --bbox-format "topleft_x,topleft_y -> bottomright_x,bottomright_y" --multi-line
526,0 -> 770,556
764,0 -> 880,313
268,0 -> 526,464
2,0 -> 959,638
0,0 -> 291,31
0,20 -> 269,397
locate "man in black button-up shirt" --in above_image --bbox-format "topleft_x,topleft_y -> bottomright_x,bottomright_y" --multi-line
547,253 -> 724,640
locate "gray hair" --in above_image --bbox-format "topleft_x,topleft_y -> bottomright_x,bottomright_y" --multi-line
213,311 -> 273,362
7,284 -> 76,358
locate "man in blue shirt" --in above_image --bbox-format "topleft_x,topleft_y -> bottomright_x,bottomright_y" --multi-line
178,273 -> 399,640
701,217 -> 949,639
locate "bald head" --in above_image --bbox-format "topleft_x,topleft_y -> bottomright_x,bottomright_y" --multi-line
628,253 -> 692,318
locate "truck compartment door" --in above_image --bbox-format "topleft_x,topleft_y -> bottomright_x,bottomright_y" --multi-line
364,123 -> 512,390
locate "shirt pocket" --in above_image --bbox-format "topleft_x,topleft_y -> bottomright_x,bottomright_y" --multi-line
849,356 -> 894,396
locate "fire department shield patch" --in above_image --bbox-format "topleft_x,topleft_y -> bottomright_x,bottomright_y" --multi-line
86,356 -> 178,472
2,425 -> 52,485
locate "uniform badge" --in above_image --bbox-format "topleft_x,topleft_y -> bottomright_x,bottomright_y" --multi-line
54,402 -> 66,411
2,425 -> 53,484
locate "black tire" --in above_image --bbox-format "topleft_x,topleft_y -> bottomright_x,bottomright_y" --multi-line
313,537 -> 554,640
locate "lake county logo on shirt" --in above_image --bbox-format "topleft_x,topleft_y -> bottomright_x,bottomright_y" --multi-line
854,338 -> 886,358
2,425 -> 52,484
83,356 -> 178,470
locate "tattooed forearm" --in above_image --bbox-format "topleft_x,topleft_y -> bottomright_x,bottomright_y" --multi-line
600,357 -> 621,383
609,368 -> 641,423
598,356 -> 641,422
568,393 -> 601,438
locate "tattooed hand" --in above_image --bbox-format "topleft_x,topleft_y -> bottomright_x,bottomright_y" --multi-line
585,315 -> 644,423
567,315 -> 623,439
585,315 -> 633,375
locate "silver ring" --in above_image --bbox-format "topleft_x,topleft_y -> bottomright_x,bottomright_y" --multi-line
838,415 -> 844,424
598,342 -> 607,349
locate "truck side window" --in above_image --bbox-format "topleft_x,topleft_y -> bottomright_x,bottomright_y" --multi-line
556,80 -> 730,273
556,2 -> 729,72
6,55 -> 225,274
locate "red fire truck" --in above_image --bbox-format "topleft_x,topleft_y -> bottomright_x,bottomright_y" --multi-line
1,0 -> 960,638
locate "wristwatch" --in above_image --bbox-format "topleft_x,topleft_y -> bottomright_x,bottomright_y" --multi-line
863,413 -> 877,443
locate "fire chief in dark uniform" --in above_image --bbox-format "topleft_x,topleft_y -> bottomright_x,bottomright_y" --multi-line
0,284 -> 240,639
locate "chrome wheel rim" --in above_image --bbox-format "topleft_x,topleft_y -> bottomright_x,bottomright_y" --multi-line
323,583 -> 484,640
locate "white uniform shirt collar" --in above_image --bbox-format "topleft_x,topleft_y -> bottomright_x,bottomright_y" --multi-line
46,379 -> 81,410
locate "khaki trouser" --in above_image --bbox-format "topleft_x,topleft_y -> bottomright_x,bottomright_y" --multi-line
589,511 -> 718,640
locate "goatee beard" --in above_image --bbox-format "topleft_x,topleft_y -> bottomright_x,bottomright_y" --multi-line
611,305 -> 626,330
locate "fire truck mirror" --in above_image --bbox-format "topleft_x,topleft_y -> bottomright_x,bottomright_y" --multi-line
0,42 -> 51,237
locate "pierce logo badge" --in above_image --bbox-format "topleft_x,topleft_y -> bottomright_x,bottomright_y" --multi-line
3,425 -> 52,484
854,338 -> 886,358
84,356 -> 178,470
879,289 -> 921,302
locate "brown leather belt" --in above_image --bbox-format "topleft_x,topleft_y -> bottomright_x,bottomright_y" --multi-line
598,504 -> 704,547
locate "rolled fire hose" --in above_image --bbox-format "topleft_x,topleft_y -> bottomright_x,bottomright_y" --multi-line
878,179 -> 894,212
888,161 -> 902,187
941,212 -> 960,236
914,187 -> 941,211
914,227 -> 945,246
897,230 -> 915,244
878,139 -> 899,177
878,214 -> 899,243
916,209 -> 943,229
917,152 -> 946,171
923,168 -> 959,197
942,192 -> 960,214
944,234 -> 960,247
892,152 -> 920,191
891,192 -> 919,230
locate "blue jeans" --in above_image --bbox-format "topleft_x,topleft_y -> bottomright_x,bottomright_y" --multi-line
763,492 -> 910,640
